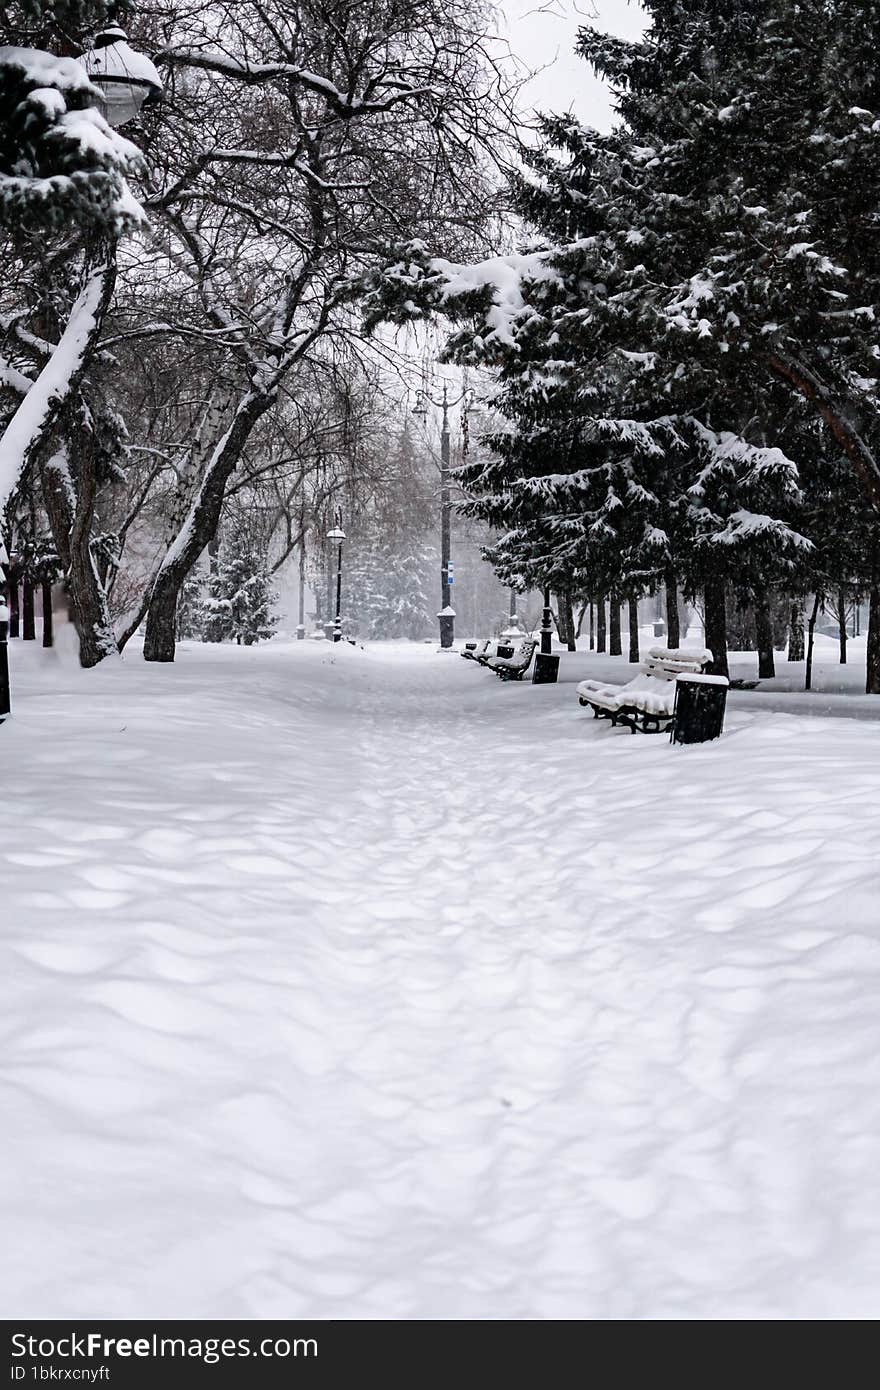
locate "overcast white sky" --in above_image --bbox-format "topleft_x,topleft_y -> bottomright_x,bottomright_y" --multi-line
500,0 -> 647,130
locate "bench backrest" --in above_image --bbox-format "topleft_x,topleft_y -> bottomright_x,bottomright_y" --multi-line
642,646 -> 711,680
507,639 -> 537,669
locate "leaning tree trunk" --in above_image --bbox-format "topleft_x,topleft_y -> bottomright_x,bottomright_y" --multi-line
0,240 -> 117,518
143,389 -> 274,663
608,592 -> 622,656
788,599 -> 805,661
703,577 -> 729,678
837,585 -> 848,665
628,595 -> 640,663
664,567 -> 681,648
596,591 -> 607,652
755,594 -> 776,679
805,593 -> 822,691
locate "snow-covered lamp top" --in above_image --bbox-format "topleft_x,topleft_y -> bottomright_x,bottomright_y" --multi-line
327,526 -> 346,542
80,25 -> 162,128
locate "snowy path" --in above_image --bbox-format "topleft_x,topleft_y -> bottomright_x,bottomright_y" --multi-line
3,640 -> 880,1318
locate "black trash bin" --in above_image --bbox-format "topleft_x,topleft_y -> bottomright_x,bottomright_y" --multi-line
671,673 -> 729,744
532,651 -> 560,684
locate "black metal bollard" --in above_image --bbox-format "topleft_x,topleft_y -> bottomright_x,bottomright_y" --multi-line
671,673 -> 729,744
0,597 -> 10,723
532,651 -> 560,684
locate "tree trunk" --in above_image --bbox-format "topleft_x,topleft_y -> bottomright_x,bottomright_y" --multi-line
557,589 -> 576,650
143,390 -> 273,663
703,577 -> 729,678
22,577 -> 35,640
755,594 -> 776,679
664,567 -> 681,648
589,601 -> 594,651
628,595 -> 640,663
868,541 -> 880,695
837,585 -> 848,664
805,593 -> 821,691
8,570 -> 20,638
41,442 -> 117,668
596,591 -> 606,652
766,351 -> 880,516
609,592 -> 622,656
788,599 -> 805,661
41,579 -> 53,648
868,583 -> 880,695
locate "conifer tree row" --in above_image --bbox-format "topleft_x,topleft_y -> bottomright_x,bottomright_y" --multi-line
367,0 -> 880,689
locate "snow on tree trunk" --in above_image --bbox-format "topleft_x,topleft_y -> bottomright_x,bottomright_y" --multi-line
143,389 -> 273,663
0,245 -> 116,520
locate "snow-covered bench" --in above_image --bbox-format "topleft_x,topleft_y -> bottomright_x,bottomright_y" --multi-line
474,639 -> 511,666
577,647 -> 713,735
487,638 -> 538,681
461,640 -> 489,661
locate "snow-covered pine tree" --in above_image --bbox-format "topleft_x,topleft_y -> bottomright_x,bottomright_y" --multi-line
368,1 -> 880,685
347,540 -> 434,641
0,3 -> 149,664
203,536 -> 278,647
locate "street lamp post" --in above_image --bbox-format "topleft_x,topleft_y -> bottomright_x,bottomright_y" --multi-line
414,380 -> 469,650
439,386 -> 454,650
541,586 -> 554,655
327,516 -> 345,643
532,584 -> 560,684
297,540 -> 306,640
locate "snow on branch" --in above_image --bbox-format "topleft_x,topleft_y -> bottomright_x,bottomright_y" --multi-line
365,239 -> 563,351
709,510 -> 813,551
0,248 -> 116,515
690,421 -> 801,493
0,46 -> 145,234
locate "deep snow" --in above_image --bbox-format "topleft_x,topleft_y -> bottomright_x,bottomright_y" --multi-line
2,636 -> 880,1319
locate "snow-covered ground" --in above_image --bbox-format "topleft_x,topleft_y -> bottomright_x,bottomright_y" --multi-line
2,635 -> 880,1319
